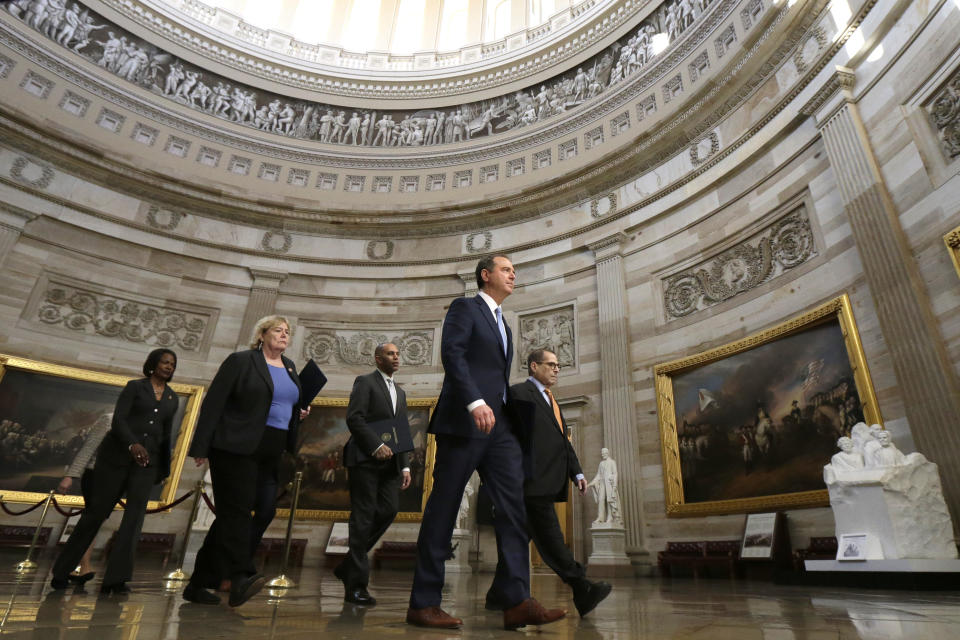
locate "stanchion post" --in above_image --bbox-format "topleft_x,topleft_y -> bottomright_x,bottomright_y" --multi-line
267,471 -> 303,589
15,491 -> 55,574
165,480 -> 204,581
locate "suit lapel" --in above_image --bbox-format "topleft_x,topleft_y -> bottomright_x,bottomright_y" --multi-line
474,295 -> 506,359
528,379 -> 563,433
252,350 -> 273,393
373,371 -> 395,416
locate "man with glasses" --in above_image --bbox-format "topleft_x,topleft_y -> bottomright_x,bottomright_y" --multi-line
490,348 -> 612,617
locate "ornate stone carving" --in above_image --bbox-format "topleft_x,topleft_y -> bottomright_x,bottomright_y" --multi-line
517,304 -> 577,372
95,108 -> 125,132
18,69 -> 53,98
366,240 -> 394,261
303,329 -> 434,366
196,146 -> 221,166
58,90 -> 90,117
287,168 -> 309,186
715,24 -> 736,58
636,95 -> 657,121
36,278 -> 213,351
688,50 -> 710,83
590,193 -> 618,218
662,205 -> 816,319
227,155 -> 251,175
163,135 -> 190,157
689,132 -> 720,165
257,162 -> 281,181
10,156 -> 55,189
453,170 -> 472,188
741,0 -> 764,31
926,70 -> 960,160
130,122 -> 158,145
559,138 -> 578,161
146,205 -> 184,230
372,176 -> 393,192
480,165 -> 499,183
610,111 -> 630,136
0,51 -> 14,78
261,230 -> 292,253
793,25 -> 826,74
506,158 -> 525,177
465,231 -> 493,254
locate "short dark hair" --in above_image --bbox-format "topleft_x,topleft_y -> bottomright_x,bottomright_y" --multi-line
143,348 -> 177,379
526,349 -> 554,375
474,254 -> 511,291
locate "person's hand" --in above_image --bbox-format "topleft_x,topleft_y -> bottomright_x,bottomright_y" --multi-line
129,443 -> 150,467
373,445 -> 393,460
193,457 -> 208,467
401,470 -> 411,490
576,477 -> 587,495
57,476 -> 73,494
471,404 -> 495,434
299,406 -> 311,420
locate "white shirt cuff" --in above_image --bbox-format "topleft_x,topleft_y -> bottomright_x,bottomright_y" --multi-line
576,473 -> 585,482
402,467 -> 410,473
466,399 -> 487,412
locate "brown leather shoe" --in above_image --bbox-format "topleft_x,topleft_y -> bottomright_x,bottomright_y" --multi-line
503,598 -> 566,630
406,606 -> 462,629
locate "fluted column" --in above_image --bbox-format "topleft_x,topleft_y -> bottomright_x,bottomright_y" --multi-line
0,205 -> 37,270
457,267 -> 479,297
812,67 -> 960,524
236,268 -> 288,350
588,233 -> 647,563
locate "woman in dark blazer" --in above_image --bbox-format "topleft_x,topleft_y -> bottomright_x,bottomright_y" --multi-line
183,315 -> 304,607
51,348 -> 179,594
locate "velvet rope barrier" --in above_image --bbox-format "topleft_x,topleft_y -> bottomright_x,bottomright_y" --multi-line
2,488 -> 199,519
201,491 -> 215,513
0,498 -> 46,516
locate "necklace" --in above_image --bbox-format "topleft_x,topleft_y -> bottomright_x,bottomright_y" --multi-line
151,380 -> 164,399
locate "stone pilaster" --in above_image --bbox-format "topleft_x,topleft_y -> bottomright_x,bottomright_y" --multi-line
0,205 -> 37,270
812,67 -> 960,525
237,268 -> 288,350
588,232 -> 646,566
457,267 -> 479,297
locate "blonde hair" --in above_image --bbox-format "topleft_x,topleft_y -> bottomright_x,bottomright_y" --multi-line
249,315 -> 291,350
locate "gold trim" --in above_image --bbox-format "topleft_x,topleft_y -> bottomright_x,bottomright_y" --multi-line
944,226 -> 960,280
654,295 -> 880,517
277,396 -> 437,522
0,354 -> 203,511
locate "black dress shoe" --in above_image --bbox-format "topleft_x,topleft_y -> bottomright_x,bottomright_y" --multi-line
228,573 -> 266,607
344,587 -> 376,606
333,563 -> 347,583
50,576 -> 69,590
183,583 -> 221,605
573,580 -> 612,617
68,572 -> 96,584
484,592 -> 506,611
100,583 -> 132,595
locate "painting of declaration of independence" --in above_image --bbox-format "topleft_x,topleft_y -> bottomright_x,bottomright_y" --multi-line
0,355 -> 202,508
278,398 -> 436,521
655,296 -> 880,516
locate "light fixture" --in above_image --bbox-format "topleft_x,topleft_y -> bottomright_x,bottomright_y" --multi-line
651,33 -> 670,56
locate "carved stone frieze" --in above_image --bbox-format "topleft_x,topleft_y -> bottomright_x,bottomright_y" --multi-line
517,305 -> 577,372
146,205 -> 184,230
926,70 -> 960,160
689,132 -> 720,165
302,329 -> 434,367
10,156 -> 55,189
590,193 -> 618,218
261,230 -> 292,253
465,231 -> 493,254
0,51 -> 14,78
793,25 -> 826,74
662,204 -> 816,319
366,240 -> 394,261
34,276 -> 214,351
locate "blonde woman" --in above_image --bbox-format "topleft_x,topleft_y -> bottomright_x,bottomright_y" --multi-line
184,316 -> 306,606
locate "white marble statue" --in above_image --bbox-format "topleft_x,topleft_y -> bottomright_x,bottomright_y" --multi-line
868,430 -> 907,468
830,436 -> 864,472
587,447 -> 623,527
455,480 -> 475,531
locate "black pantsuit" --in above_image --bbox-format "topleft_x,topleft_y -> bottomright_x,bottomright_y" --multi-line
52,378 -> 178,586
339,370 -> 409,590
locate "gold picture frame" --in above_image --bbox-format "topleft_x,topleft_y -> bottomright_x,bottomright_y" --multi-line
0,353 -> 203,511
277,396 -> 437,521
944,225 -> 960,279
654,295 -> 880,517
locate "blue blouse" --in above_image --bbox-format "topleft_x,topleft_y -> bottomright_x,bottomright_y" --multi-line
266,364 -> 299,430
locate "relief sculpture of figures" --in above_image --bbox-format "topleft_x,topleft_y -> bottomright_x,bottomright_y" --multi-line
5,0 -> 719,147
587,448 -> 623,527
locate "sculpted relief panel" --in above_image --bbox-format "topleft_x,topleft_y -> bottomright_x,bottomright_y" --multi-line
516,305 -> 577,373
662,204 -> 817,319
303,328 -> 435,367
926,69 -> 960,161
3,0 -> 724,149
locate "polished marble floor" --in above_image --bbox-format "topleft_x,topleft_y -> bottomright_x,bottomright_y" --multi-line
0,555 -> 958,639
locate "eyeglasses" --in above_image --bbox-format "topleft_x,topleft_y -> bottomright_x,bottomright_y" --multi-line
536,362 -> 561,371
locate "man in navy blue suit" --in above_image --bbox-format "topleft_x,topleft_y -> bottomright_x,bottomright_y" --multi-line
406,255 -> 566,631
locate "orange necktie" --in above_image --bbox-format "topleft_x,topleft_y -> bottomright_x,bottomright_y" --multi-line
544,388 -> 564,434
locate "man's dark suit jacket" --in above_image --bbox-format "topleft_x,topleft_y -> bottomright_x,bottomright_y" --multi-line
344,370 -> 409,471
508,379 -> 583,501
97,378 -> 180,483
429,295 -> 512,436
189,349 -> 302,458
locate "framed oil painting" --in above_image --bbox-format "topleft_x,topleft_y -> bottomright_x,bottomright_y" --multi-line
0,354 -> 203,510
277,397 -> 437,521
654,295 -> 881,517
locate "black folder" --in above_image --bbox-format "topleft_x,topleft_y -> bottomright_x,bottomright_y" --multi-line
298,359 -> 327,409
365,416 -> 415,454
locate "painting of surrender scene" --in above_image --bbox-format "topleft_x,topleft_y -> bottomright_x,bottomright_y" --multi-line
656,296 -> 880,516
277,398 -> 436,520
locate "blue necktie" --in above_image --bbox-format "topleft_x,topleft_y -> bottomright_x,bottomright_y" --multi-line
495,307 -> 507,357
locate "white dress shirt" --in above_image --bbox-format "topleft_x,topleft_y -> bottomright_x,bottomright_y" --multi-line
373,369 -> 409,473
466,290 -> 504,413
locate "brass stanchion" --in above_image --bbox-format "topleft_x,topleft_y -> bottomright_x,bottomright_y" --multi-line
267,471 -> 303,589
15,491 -> 55,574
164,480 -> 204,582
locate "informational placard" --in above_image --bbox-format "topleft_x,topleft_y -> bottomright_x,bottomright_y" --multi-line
325,522 -> 350,555
740,512 -> 778,559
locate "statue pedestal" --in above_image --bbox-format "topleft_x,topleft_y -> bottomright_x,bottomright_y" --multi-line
445,529 -> 473,574
587,525 -> 633,577
825,458 -> 958,560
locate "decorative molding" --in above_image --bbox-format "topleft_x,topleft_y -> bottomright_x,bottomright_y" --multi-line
793,25 -> 827,74
287,168 -> 309,186
0,51 -> 14,78
95,107 -> 125,132
506,157 -> 526,178
610,111 -> 631,136
516,303 -> 577,373
372,176 -> 393,193
130,122 -> 159,145
741,0 -> 764,31
689,131 -> 720,165
559,138 -> 578,160
18,68 -> 53,98
258,162 -> 281,181
58,90 -> 90,117
925,66 -> 960,161
227,155 -> 251,175
661,203 -> 816,319
366,240 -> 394,261
260,230 -> 292,253
715,23 -> 736,58
196,145 -> 221,166
688,50 -> 710,83
30,272 -> 216,352
10,156 -> 55,189
145,204 -> 184,230
465,231 -> 493,254
590,193 -> 618,218
533,149 -> 552,170
302,328 -> 435,367
163,135 -> 191,157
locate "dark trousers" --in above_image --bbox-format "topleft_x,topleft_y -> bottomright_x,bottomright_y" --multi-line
491,496 -> 586,595
52,459 -> 155,585
337,460 -> 401,589
189,427 -> 285,587
410,418 -> 529,609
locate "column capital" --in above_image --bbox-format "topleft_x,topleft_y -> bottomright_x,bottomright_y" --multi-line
457,268 -> 479,296
588,232 -> 628,262
800,65 -> 857,124
248,268 -> 288,289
